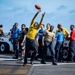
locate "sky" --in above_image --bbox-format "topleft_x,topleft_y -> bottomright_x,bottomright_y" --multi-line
0,0 -> 75,33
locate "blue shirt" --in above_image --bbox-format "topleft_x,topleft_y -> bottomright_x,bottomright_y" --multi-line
55,32 -> 64,42
12,28 -> 20,39
38,29 -> 44,39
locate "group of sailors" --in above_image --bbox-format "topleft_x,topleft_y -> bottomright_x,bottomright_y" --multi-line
0,10 -> 75,65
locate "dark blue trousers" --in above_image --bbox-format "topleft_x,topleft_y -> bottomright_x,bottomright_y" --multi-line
41,41 -> 55,63
69,40 -> 75,62
55,41 -> 63,62
24,37 -> 37,63
12,38 -> 18,58
38,39 -> 43,58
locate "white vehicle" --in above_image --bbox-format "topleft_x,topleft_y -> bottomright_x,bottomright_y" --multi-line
0,36 -> 13,53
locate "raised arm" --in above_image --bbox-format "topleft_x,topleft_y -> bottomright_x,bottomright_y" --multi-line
38,12 -> 45,28
30,10 -> 41,26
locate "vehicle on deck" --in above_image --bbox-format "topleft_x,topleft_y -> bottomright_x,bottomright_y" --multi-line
0,35 -> 13,53
47,39 -> 70,61
63,40 -> 70,61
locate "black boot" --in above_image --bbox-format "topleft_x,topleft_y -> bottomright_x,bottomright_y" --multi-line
52,62 -> 57,65
41,60 -> 46,64
30,61 -> 33,65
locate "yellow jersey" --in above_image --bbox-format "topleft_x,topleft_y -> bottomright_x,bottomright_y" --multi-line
27,12 -> 44,40
0,28 -> 4,35
56,28 -> 69,37
46,27 -> 50,31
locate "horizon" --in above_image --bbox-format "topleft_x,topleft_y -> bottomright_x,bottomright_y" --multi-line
0,0 -> 75,33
